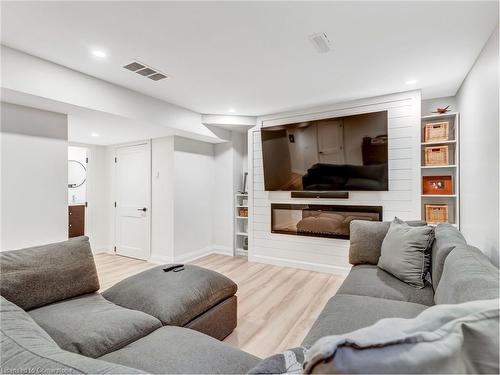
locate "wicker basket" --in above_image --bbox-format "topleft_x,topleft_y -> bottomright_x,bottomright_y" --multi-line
424,121 -> 449,142
425,204 -> 449,224
424,145 -> 449,166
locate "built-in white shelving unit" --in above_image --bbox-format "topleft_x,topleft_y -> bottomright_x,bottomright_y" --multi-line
420,112 -> 460,227
234,193 -> 248,256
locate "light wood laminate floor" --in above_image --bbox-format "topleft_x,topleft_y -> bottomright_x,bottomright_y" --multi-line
94,253 -> 344,358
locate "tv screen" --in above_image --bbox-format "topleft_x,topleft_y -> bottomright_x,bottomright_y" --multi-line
261,111 -> 388,191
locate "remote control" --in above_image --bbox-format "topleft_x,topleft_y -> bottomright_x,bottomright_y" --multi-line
163,264 -> 184,272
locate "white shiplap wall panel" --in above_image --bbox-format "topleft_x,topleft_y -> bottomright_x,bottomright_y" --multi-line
248,91 -> 421,275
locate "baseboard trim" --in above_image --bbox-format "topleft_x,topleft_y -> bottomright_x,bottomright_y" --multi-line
249,254 -> 351,276
174,246 -> 217,263
92,244 -> 112,254
211,245 -> 233,256
148,245 -> 234,265
149,255 -> 175,265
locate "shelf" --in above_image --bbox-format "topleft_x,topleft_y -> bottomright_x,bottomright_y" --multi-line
421,140 -> 456,146
428,223 -> 458,228
236,205 -> 248,208
235,248 -> 248,256
421,112 -> 459,120
421,165 -> 457,169
236,216 -> 248,219
235,193 -> 248,197
421,194 -> 457,198
236,232 -> 248,236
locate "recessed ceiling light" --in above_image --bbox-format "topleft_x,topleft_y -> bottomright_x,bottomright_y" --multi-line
405,79 -> 417,85
91,133 -> 99,137
91,50 -> 107,59
228,108 -> 236,113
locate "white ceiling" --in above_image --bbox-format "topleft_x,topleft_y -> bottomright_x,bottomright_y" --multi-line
1,1 -> 498,116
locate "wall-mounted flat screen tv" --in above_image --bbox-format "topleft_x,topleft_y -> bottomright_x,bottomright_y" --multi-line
261,111 -> 388,191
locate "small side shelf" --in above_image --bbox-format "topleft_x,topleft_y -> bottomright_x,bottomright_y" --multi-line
234,193 -> 248,256
235,248 -> 248,256
420,112 -> 460,227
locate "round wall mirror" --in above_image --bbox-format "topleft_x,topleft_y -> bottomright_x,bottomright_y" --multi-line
68,160 -> 86,188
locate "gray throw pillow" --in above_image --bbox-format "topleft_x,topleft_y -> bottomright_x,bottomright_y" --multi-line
377,217 -> 434,288
349,220 -> 427,265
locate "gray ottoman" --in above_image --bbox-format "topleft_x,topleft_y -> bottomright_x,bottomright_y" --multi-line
102,265 -> 237,341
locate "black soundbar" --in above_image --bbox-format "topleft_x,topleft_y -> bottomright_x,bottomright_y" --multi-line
291,191 -> 349,199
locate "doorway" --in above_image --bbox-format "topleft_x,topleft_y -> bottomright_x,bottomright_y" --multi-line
68,146 -> 87,238
114,142 -> 151,260
317,119 -> 345,164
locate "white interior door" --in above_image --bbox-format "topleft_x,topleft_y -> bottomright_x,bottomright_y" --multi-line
317,120 -> 345,163
114,143 -> 151,260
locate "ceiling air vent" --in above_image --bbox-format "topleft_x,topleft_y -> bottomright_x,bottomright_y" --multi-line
308,33 -> 332,53
122,60 -> 168,81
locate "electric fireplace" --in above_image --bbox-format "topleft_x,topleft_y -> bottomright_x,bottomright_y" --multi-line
271,204 -> 382,240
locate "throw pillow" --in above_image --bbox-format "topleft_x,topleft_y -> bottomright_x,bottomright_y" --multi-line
377,217 -> 434,288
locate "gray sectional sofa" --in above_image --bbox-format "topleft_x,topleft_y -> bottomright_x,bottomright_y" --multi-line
1,222 -> 499,374
302,222 -> 499,349
1,236 -> 260,374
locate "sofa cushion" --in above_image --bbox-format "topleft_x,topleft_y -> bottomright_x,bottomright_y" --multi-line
435,246 -> 499,305
431,223 -> 467,290
303,298 -> 499,374
337,264 -> 434,306
349,220 -> 426,265
0,236 -> 100,310
248,347 -> 306,374
0,296 -> 143,374
377,218 -> 434,288
102,265 -> 237,327
99,326 -> 261,374
301,294 -> 427,348
28,293 -> 162,358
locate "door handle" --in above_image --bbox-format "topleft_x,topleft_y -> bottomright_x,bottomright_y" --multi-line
137,207 -> 147,212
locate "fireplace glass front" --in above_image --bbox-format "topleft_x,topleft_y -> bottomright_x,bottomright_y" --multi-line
271,204 -> 382,239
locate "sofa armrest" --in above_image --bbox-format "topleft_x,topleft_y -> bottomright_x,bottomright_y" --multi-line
349,220 -> 426,265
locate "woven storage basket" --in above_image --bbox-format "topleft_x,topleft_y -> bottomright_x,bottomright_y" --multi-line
424,121 -> 449,142
425,204 -> 449,224
424,145 -> 449,165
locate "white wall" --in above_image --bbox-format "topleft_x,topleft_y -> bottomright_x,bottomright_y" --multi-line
456,27 -> 499,266
86,144 -> 113,252
151,137 -> 175,263
173,137 -> 215,261
249,91 -> 421,274
212,131 -> 249,253
1,102 -> 68,250
214,141 -> 234,252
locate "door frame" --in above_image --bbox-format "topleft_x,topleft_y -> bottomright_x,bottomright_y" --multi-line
112,140 -> 152,260
316,119 -> 345,163
68,143 -> 90,239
